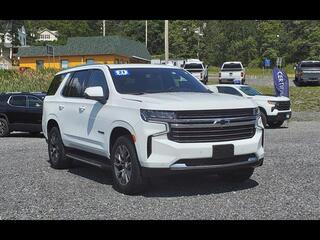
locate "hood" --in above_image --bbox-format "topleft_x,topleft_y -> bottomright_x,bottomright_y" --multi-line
251,95 -> 290,101
121,92 -> 256,111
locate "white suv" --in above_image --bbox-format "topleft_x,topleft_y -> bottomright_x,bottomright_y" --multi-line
42,64 -> 265,194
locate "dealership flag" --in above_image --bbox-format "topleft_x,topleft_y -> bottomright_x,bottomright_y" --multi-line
272,67 -> 289,97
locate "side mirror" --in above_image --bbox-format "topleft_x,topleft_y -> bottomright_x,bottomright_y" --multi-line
84,86 -> 107,104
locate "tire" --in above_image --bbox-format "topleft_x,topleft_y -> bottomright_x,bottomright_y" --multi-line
220,168 -> 254,182
260,112 -> 267,128
268,121 -> 284,128
111,135 -> 147,195
48,127 -> 72,169
0,118 -> 9,137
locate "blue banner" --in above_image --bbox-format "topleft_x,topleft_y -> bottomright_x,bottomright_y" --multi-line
272,67 -> 289,97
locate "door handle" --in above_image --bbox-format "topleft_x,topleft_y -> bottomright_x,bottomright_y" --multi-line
59,105 -> 64,111
79,106 -> 86,113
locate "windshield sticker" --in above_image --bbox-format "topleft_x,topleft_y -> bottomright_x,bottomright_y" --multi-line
114,70 -> 130,76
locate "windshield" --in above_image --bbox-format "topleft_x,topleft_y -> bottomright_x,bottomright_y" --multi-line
222,63 -> 243,71
110,68 -> 210,94
239,86 -> 262,96
300,62 -> 320,68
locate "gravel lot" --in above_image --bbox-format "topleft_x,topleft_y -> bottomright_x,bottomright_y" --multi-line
0,119 -> 319,220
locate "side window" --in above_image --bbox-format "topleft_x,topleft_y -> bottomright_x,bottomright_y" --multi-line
85,69 -> 109,96
63,70 -> 89,98
9,96 -> 27,107
47,73 -> 67,96
217,87 -> 242,96
28,96 -> 43,108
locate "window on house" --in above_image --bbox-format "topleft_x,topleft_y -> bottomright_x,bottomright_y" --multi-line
61,60 -> 69,69
36,60 -> 44,70
86,59 -> 95,64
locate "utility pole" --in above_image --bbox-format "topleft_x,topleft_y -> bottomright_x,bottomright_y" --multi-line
145,20 -> 148,48
103,20 -> 106,37
165,20 -> 169,64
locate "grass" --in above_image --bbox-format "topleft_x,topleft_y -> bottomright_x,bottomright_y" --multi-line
0,69 -> 57,93
253,85 -> 320,112
209,66 -> 295,76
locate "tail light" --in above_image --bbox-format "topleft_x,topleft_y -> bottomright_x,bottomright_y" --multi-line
241,72 -> 244,77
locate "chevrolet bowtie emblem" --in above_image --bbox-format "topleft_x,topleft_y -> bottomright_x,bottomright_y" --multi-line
213,119 -> 230,126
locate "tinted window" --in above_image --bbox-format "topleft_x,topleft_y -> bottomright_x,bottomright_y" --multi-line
28,96 -> 43,108
63,70 -> 89,98
110,68 -> 210,94
217,87 -> 242,96
9,96 -> 27,107
300,62 -> 320,68
222,63 -> 243,71
184,63 -> 204,69
47,73 -> 67,96
86,70 -> 109,96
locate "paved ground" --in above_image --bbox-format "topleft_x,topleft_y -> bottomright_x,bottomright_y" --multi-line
0,120 -> 319,220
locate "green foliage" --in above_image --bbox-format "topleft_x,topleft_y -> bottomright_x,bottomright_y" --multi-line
0,69 -> 57,93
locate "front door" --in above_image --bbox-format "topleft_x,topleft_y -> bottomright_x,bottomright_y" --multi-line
6,95 -> 27,130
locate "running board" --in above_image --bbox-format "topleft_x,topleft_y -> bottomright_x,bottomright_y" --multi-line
65,148 -> 111,169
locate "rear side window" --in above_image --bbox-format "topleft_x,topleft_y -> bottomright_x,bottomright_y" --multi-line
63,70 -> 89,98
9,96 -> 27,107
85,69 -> 109,96
217,87 -> 242,96
300,62 -> 320,68
47,74 -> 67,96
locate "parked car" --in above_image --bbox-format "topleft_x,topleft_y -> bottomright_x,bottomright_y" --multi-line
42,64 -> 264,195
183,59 -> 208,84
0,92 -> 46,137
294,60 -> 320,86
207,84 -> 291,128
219,61 -> 245,84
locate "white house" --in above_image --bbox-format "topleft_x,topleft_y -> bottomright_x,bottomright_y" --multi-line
37,28 -> 59,42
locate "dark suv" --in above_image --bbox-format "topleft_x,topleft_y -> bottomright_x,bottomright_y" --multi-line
0,92 -> 46,137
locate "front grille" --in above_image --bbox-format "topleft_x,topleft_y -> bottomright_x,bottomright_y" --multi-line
175,154 -> 256,166
168,108 -> 257,143
276,101 -> 290,111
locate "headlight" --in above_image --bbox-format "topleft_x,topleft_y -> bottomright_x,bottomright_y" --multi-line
267,100 -> 277,106
140,109 -> 176,122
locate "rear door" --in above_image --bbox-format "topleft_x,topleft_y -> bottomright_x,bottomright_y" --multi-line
58,70 -> 90,148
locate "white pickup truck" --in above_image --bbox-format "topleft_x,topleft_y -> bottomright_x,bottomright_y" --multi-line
183,59 -> 208,84
208,84 -> 291,128
219,61 -> 245,84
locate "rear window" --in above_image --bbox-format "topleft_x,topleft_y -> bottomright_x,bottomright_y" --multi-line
47,73 -> 67,96
184,63 -> 204,70
300,62 -> 320,68
222,63 -> 243,71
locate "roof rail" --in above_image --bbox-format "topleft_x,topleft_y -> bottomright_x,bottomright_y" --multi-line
62,63 -> 106,70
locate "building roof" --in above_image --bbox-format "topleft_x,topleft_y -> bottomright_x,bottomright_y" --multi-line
17,36 -> 151,60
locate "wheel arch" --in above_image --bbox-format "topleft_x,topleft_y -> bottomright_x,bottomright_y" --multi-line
0,113 -> 9,123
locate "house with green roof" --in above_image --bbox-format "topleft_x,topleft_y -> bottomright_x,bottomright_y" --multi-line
17,36 -> 151,70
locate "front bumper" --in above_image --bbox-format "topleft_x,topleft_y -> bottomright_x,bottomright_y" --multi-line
142,157 -> 264,177
136,121 -> 264,172
268,111 -> 291,122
